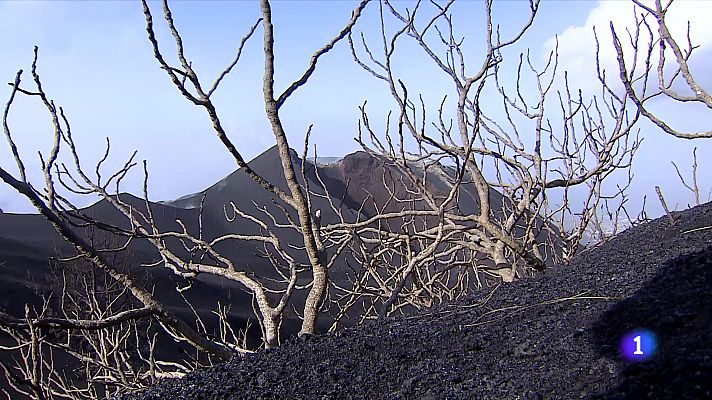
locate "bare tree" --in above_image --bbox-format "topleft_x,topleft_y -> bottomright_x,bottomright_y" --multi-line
329,0 -> 642,321
608,0 -> 711,216
1,0 -> 367,342
611,0 -> 712,139
0,0 -> 370,397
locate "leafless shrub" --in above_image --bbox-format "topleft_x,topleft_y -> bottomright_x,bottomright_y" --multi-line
0,227 -> 253,399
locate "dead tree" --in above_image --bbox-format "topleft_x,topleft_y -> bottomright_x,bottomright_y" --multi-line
332,0 -> 641,320
611,0 -> 711,139
0,0 -> 370,397
608,0 -> 710,211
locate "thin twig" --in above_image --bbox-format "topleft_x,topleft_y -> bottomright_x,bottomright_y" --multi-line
682,225 -> 712,234
463,290 -> 618,329
655,185 -> 676,225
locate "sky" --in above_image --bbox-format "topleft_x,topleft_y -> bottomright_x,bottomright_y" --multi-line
0,0 -> 710,222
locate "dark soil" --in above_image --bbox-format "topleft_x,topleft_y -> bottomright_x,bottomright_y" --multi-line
120,202 -> 712,400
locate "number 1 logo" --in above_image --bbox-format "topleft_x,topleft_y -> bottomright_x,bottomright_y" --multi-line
633,335 -> 643,355
620,329 -> 657,361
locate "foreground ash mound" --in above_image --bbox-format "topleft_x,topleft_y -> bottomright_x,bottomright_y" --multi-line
121,202 -> 712,400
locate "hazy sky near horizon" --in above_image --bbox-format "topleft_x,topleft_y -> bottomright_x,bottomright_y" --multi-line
0,0 -> 710,219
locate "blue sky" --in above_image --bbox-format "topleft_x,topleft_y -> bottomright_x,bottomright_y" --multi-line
0,0 -> 709,221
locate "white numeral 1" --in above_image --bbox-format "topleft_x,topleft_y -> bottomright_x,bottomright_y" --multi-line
633,335 -> 643,355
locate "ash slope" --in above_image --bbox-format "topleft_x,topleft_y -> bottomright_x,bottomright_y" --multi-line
122,202 -> 712,400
